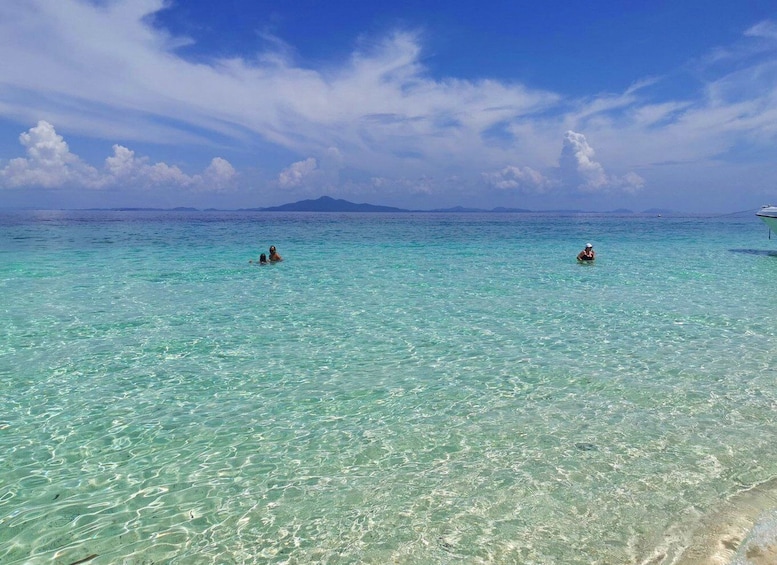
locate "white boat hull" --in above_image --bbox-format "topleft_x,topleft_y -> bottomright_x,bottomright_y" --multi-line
756,206 -> 777,232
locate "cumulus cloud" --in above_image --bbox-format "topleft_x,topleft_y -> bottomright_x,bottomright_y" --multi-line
559,131 -> 644,194
203,158 -> 237,191
482,165 -> 551,192
278,158 -> 318,188
104,146 -> 237,191
1,121 -> 100,188
104,145 -> 191,187
560,131 -> 608,191
0,121 -> 236,191
482,131 -> 643,197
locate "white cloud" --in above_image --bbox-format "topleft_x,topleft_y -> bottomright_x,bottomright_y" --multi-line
203,158 -> 237,191
0,121 -> 236,192
619,171 -> 646,194
481,131 -> 643,196
482,165 -> 550,192
745,20 -> 777,40
144,161 -> 192,186
559,131 -> 644,194
0,1 -> 559,179
278,158 -> 318,188
0,4 -> 776,209
560,131 -> 608,191
104,144 -> 137,179
0,120 -> 100,188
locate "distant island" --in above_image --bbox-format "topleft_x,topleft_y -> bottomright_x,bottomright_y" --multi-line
82,196 -> 680,214
237,196 -> 639,214
245,196 -> 409,213
85,206 -> 200,212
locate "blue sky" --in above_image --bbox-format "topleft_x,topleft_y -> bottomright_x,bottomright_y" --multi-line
1,0 -> 776,211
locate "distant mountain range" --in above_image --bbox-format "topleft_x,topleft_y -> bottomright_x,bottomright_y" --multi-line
88,196 -> 677,214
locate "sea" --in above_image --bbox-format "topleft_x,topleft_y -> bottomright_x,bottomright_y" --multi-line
2,209 -> 777,565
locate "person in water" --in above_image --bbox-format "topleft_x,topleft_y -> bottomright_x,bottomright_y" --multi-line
268,245 -> 283,262
249,253 -> 268,264
577,243 -> 595,261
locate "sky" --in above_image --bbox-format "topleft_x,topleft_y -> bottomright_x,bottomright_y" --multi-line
1,1 -> 777,212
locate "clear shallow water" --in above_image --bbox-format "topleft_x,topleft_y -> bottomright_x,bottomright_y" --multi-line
2,210 -> 777,564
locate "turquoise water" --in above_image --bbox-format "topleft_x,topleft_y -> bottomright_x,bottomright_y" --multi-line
2,210 -> 777,564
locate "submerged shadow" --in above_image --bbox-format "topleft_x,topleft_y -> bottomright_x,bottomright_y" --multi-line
729,248 -> 777,257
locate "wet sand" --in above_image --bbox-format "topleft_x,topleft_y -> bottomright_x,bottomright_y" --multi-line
670,479 -> 777,565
